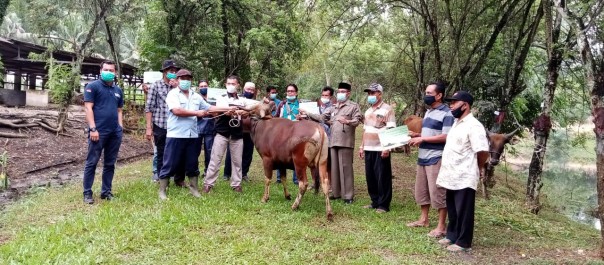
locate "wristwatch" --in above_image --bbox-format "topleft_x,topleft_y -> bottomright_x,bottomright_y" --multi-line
86,127 -> 97,132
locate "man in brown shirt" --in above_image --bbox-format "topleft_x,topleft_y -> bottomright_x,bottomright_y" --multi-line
303,82 -> 362,204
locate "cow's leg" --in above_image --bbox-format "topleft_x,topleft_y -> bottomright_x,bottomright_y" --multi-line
320,162 -> 333,221
280,168 -> 291,200
292,165 -> 308,210
261,159 -> 273,203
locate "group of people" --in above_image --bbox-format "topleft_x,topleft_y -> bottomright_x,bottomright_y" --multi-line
81,59 -> 489,253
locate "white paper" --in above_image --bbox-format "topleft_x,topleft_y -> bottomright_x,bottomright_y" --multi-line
143,71 -> 163,84
299,102 -> 320,115
378,126 -> 411,149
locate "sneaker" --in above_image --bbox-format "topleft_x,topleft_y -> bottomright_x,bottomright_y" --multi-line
223,175 -> 231,181
438,238 -> 452,246
242,175 -> 250,182
233,186 -> 242,193
83,193 -> 94,204
446,244 -> 470,252
375,208 -> 388,213
276,179 -> 282,183
100,193 -> 114,200
152,172 -> 159,182
343,199 -> 353,204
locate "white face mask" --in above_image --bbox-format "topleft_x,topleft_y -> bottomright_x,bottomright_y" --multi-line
320,98 -> 330,104
226,85 -> 237,93
336,93 -> 347,102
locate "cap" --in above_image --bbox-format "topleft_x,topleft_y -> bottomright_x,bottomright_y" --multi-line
364,83 -> 383,93
161,60 -> 179,71
338,82 -> 351,90
175,69 -> 192,78
244,82 -> 256,89
444,91 -> 474,106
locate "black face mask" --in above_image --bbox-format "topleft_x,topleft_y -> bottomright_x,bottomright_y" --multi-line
423,95 -> 436,105
451,105 -> 465,118
243,91 -> 254,99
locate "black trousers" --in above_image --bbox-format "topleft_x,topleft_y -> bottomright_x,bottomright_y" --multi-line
364,151 -> 392,211
159,138 -> 200,180
224,133 -> 254,177
446,188 -> 476,248
152,124 -> 167,177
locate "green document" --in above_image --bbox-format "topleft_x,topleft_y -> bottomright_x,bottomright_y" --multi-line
378,125 -> 411,149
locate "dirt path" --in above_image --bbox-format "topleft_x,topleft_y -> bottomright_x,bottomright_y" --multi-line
0,105 -> 151,208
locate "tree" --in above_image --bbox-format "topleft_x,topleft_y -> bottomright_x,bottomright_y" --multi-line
526,0 -> 575,214
568,0 -> 604,258
0,0 -> 9,20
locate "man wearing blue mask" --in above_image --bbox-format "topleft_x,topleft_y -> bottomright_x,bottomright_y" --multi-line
196,80 -> 214,178
82,60 -> 124,204
302,82 -> 362,204
145,59 -> 179,183
359,83 -> 396,213
263,85 -> 280,116
159,69 -> 234,200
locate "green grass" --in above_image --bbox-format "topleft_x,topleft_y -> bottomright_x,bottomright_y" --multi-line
0,135 -> 602,264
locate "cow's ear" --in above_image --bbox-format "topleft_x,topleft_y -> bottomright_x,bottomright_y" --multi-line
508,136 -> 520,145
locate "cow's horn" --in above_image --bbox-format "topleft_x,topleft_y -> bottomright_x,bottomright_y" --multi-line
505,128 -> 520,139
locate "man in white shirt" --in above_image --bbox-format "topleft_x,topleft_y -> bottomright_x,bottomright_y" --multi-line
436,91 -> 489,252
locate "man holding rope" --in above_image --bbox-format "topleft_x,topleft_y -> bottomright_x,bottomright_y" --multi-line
203,75 -> 258,193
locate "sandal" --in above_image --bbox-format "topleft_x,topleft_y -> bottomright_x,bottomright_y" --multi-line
427,230 -> 446,238
447,244 -> 471,252
406,221 -> 429,228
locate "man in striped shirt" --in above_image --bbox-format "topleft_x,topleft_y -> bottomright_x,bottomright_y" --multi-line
407,81 -> 455,238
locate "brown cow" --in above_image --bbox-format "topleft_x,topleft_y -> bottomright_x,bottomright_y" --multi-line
245,102 -> 333,221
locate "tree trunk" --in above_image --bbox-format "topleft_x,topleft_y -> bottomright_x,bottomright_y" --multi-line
221,0 -> 231,79
104,18 -> 122,86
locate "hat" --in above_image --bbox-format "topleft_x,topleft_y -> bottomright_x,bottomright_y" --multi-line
175,69 -> 192,78
161,60 -> 179,71
338,82 -> 352,90
444,91 -> 474,106
364,83 -> 383,93
244,82 -> 256,89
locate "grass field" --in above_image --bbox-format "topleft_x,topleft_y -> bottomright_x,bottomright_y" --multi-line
0,132 -> 602,264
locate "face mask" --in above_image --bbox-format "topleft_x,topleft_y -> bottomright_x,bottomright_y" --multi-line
166,73 -> 177,80
320,97 -> 330,104
451,105 -> 465,118
100,71 -> 115,82
226,85 -> 237,93
367,95 -> 377,105
179,80 -> 191,91
270,93 -> 277,99
199,88 -> 208,95
336,92 -> 347,102
243,91 -> 254,99
286,95 -> 296,101
424,95 -> 436,105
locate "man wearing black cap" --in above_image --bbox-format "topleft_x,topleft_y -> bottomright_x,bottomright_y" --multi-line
303,82 -> 362,204
145,59 -> 179,183
436,91 -> 489,252
158,69 -> 235,200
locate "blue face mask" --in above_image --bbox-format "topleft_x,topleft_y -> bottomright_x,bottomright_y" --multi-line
286,95 -> 296,101
179,80 -> 191,91
336,92 -> 347,102
367,95 -> 377,105
199,88 -> 208,95
270,93 -> 277,99
100,71 -> 115,82
243,91 -> 254,99
166,72 -> 177,80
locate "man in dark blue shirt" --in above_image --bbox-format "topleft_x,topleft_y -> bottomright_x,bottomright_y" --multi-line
82,61 -> 124,204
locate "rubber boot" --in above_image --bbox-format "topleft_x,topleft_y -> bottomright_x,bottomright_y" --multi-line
188,177 -> 202,198
159,178 -> 169,200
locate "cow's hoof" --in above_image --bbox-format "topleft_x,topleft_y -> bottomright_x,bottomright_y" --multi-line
261,197 -> 269,203
285,195 -> 291,200
327,213 -> 334,222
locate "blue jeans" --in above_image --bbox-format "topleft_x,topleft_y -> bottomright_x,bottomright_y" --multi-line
276,169 -> 298,184
83,129 -> 123,196
152,145 -> 158,173
199,134 -> 215,175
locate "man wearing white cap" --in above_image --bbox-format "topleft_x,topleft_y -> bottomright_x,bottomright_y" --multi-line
223,82 -> 257,182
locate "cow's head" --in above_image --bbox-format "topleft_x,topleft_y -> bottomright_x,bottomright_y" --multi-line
248,101 -> 275,120
487,128 -> 520,166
